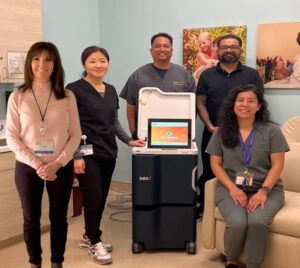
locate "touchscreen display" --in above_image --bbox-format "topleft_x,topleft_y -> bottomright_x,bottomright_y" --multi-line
148,119 -> 191,149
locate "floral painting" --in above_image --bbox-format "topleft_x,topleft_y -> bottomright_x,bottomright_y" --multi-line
183,25 -> 246,82
256,22 -> 300,89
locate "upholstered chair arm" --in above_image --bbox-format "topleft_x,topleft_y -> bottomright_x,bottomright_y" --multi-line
201,177 -> 218,249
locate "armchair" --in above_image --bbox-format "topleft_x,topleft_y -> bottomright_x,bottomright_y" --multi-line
201,116 -> 300,268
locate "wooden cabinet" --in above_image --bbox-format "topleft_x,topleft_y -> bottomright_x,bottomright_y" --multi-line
0,152 -> 23,243
0,0 -> 42,83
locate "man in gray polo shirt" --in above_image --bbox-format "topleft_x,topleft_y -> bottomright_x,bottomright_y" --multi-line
120,32 -> 196,140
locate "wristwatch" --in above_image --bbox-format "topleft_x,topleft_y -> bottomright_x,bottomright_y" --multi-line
261,186 -> 271,194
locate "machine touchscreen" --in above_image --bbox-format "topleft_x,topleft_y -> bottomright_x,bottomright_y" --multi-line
147,119 -> 191,149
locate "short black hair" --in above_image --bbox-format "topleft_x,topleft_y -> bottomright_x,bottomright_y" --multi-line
217,34 -> 242,47
151,32 -> 173,46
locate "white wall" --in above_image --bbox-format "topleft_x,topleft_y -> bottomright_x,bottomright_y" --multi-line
39,0 -> 300,181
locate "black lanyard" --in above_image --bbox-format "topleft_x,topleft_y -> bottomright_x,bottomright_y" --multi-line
32,89 -> 52,122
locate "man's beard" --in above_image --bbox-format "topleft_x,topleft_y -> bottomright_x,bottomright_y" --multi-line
219,53 -> 239,64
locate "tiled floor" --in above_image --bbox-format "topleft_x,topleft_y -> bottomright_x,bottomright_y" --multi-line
0,182 -> 224,268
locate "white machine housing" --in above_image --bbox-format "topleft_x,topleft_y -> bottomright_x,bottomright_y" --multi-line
132,87 -> 198,155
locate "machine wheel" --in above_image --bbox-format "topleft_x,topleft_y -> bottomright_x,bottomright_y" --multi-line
186,241 -> 197,254
132,242 -> 143,253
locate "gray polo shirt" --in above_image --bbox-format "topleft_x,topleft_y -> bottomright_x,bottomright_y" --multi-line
120,63 -> 196,105
206,122 -> 290,191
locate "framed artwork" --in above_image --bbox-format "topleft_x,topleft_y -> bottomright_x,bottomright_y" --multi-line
183,25 -> 246,82
256,22 -> 300,89
7,50 -> 27,79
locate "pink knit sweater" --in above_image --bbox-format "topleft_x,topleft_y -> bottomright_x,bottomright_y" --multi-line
6,82 -> 81,169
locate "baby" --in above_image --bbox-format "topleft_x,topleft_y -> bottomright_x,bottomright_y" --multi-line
194,32 -> 218,80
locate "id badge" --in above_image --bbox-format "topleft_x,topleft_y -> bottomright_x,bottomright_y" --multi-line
78,144 -> 94,156
34,139 -> 54,154
235,171 -> 254,187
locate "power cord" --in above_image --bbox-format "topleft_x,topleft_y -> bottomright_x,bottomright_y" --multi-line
107,184 -> 132,222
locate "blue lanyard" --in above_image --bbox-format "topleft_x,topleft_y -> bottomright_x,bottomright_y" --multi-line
239,127 -> 256,173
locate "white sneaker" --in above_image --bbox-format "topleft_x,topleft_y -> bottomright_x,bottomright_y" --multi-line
88,242 -> 112,264
79,235 -> 113,252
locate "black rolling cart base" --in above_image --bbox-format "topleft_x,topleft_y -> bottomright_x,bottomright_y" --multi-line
131,87 -> 198,255
132,154 -> 198,254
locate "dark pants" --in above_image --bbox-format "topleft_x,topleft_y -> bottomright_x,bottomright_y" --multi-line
78,156 -> 116,245
197,127 -> 215,214
15,160 -> 73,265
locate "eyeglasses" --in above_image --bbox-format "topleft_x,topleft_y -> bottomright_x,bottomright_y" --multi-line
218,45 -> 241,52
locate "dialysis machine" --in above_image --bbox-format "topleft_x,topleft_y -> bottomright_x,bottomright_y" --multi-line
131,87 -> 198,254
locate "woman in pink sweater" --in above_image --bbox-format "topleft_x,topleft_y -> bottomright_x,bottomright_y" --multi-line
6,42 -> 81,268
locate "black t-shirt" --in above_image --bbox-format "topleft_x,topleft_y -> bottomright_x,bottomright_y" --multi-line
66,78 -> 119,159
196,62 -> 263,125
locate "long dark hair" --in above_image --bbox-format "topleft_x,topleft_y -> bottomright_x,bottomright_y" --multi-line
19,41 -> 66,99
81,46 -> 110,77
218,84 -> 270,147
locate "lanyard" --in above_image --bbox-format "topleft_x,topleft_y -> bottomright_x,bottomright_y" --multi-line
239,127 -> 256,172
32,89 -> 52,122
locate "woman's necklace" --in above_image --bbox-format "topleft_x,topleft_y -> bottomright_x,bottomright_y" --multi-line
85,78 -> 105,93
32,88 -> 52,136
94,83 -> 105,93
